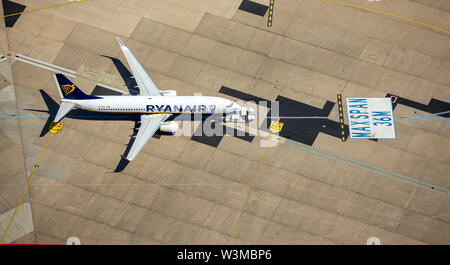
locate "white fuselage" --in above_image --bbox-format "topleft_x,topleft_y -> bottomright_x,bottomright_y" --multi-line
63,96 -> 240,115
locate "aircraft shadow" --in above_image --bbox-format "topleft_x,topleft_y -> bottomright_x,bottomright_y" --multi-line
27,90 -> 221,172
102,55 -> 140,96
28,56 -> 223,172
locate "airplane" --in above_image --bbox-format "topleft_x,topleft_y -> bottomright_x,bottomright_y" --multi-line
52,38 -> 255,161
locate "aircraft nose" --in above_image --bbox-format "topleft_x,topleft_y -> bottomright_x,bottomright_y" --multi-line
247,107 -> 256,122
231,101 -> 240,109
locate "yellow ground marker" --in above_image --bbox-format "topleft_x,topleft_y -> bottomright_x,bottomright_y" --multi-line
337,94 -> 346,142
269,117 -> 284,133
267,0 -> 274,27
229,147 -> 269,244
0,122 -> 63,244
269,121 -> 284,133
2,0 -> 87,19
321,0 -> 450,35
49,121 -> 64,134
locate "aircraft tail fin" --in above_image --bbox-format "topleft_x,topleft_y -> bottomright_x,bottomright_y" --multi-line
53,73 -> 101,100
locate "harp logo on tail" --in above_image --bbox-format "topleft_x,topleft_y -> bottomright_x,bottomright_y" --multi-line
60,84 -> 76,95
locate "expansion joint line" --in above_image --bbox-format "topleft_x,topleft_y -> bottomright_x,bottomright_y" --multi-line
228,147 -> 269,245
0,133 -> 54,244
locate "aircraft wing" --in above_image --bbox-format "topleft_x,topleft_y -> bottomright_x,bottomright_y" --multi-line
123,114 -> 171,161
117,37 -> 162,96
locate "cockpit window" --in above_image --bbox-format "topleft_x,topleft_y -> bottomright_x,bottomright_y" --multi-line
226,102 -> 233,108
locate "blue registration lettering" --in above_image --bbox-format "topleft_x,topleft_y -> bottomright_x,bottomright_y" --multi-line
174,105 -> 183,112
348,98 -> 367,103
349,110 -> 368,114
349,104 -> 368,109
350,121 -> 370,126
350,114 -> 369,119
372,111 -> 390,116
352,132 -> 371,138
353,126 -> 371,132
146,105 -> 155,112
164,105 -> 172,112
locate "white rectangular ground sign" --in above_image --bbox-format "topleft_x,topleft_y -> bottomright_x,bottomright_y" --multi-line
346,97 -> 396,139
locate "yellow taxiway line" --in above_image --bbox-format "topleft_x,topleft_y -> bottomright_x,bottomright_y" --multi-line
321,0 -> 450,35
0,122 -> 63,244
2,0 -> 87,19
228,147 -> 269,245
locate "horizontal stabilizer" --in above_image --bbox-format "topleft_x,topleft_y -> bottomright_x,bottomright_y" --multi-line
54,101 -> 75,122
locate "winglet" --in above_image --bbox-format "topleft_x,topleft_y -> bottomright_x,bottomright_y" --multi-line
116,37 -> 127,50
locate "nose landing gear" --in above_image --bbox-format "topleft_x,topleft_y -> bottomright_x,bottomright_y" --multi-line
224,107 -> 255,123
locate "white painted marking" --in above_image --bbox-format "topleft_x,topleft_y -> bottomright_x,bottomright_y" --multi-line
66,237 -> 81,245
346,97 -> 396,139
0,203 -> 33,244
96,82 -> 129,95
15,57 -> 77,78
367,237 -> 381,245
0,85 -> 16,103
15,53 -> 76,74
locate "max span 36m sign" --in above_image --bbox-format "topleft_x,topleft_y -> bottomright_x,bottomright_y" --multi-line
346,97 -> 396,139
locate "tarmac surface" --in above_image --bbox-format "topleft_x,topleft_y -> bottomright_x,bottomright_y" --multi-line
0,0 -> 449,244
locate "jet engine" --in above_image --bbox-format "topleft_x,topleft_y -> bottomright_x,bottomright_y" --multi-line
160,90 -> 177,96
159,121 -> 179,133
224,107 -> 255,123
